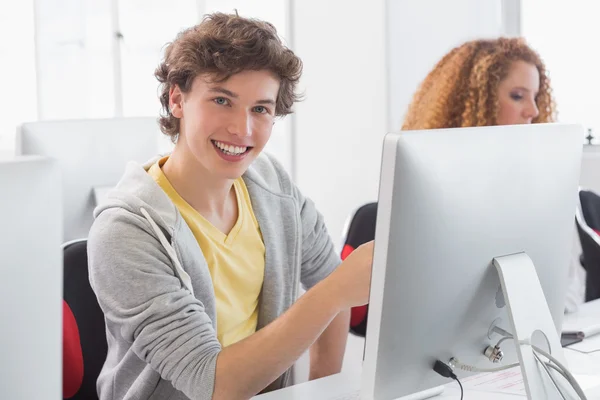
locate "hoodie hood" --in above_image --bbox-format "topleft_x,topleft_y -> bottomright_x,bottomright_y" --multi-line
93,154 -> 196,294
94,155 -> 177,236
94,153 -> 279,235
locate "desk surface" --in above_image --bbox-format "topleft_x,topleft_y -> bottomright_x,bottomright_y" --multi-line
254,299 -> 600,400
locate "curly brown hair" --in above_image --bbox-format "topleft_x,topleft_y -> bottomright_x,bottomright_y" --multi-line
401,37 -> 556,130
155,12 -> 302,141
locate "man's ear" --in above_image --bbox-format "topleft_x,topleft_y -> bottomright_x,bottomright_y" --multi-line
169,85 -> 184,118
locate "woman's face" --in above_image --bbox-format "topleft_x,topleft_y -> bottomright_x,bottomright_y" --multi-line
496,60 -> 540,125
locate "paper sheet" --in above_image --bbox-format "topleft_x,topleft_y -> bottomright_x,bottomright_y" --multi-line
568,339 -> 600,354
461,367 -> 600,397
461,369 -> 526,395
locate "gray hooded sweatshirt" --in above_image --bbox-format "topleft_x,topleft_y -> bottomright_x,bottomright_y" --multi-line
87,153 -> 341,400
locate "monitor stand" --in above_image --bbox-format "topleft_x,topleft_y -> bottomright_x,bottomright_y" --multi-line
493,252 -> 578,400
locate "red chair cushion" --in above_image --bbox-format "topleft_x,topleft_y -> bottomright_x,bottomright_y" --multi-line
63,300 -> 84,398
341,244 -> 354,261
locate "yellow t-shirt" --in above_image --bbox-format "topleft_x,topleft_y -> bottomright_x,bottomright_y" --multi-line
148,157 -> 265,347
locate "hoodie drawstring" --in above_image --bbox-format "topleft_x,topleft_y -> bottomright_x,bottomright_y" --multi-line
140,207 -> 195,296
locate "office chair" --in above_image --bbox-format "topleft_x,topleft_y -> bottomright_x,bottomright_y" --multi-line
341,202 -> 378,337
63,239 -> 107,400
575,189 -> 600,302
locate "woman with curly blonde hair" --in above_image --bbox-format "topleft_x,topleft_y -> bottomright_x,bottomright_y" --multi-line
402,37 -> 556,130
349,38 -> 562,337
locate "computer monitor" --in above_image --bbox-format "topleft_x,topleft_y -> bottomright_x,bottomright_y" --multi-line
17,117 -> 164,241
580,144 -> 600,193
0,156 -> 62,399
362,124 -> 583,399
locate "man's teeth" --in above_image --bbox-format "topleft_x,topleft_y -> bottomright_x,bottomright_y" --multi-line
213,140 -> 248,155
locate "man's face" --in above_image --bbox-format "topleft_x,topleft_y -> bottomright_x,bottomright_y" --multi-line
170,70 -> 280,180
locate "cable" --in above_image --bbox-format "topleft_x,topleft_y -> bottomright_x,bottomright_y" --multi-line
540,360 -> 591,400
449,357 -> 519,373
447,346 -> 588,399
531,345 -> 588,400
432,360 -> 463,400
452,355 -> 586,400
495,336 -> 512,348
489,327 -> 588,400
451,356 -> 570,380
543,361 -> 572,382
454,376 -> 464,400
532,350 -> 568,400
532,345 -> 587,399
442,324 -> 591,399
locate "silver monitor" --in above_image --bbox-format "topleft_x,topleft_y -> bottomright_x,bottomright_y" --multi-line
0,156 -> 63,399
580,144 -> 600,193
362,124 -> 583,399
17,117 -> 163,241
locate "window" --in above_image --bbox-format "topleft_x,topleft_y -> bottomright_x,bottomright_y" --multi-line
36,0 -> 115,119
118,0 -> 198,118
522,0 -> 600,144
0,0 -> 37,154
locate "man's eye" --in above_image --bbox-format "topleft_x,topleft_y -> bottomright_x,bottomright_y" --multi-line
214,97 -> 229,105
254,106 -> 267,114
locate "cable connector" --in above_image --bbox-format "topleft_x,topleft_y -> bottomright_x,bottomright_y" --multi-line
433,360 -> 457,379
484,345 -> 504,363
433,360 -> 464,400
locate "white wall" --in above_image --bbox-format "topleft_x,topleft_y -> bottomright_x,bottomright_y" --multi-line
289,0 -> 387,382
387,0 -> 506,131
291,0 -> 511,249
292,0 -> 388,245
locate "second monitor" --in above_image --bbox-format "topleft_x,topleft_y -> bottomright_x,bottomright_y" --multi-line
17,117 -> 164,241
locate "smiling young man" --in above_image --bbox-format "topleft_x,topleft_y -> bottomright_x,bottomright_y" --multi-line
87,12 -> 374,400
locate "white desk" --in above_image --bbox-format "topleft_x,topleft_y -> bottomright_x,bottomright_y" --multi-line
255,299 -> 600,399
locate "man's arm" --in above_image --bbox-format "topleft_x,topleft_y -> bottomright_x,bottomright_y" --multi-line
213,278 -> 342,400
309,309 -> 350,381
213,243 -> 373,400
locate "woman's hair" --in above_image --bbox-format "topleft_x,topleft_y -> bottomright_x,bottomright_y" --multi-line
401,37 -> 555,130
155,12 -> 302,141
